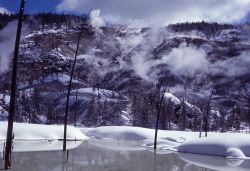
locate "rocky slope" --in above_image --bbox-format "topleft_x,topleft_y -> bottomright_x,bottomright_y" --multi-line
0,14 -> 249,131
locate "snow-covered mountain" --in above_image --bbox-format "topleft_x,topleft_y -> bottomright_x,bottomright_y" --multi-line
0,14 -> 250,131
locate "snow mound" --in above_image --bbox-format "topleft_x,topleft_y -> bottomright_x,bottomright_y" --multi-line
0,122 -> 88,141
227,148 -> 246,159
84,126 -> 250,158
83,126 -> 199,152
178,153 -> 248,171
85,126 -> 148,141
178,134 -> 250,159
84,126 -> 181,152
83,126 -> 198,143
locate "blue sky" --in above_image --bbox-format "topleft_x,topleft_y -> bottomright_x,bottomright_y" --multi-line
0,0 -> 61,13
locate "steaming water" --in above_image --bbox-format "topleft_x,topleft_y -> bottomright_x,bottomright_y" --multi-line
0,138 -> 250,171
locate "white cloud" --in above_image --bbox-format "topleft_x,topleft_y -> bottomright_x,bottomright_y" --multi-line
57,0 -> 250,26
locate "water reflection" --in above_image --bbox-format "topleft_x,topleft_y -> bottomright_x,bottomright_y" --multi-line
0,139 -> 249,171
179,152 -> 250,171
0,140 -> 82,152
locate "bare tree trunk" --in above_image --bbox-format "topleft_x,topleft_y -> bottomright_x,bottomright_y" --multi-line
97,83 -> 102,126
205,90 -> 213,137
168,119 -> 171,130
199,109 -> 204,138
74,83 -> 79,126
154,87 -> 167,150
182,87 -> 187,130
154,107 -> 161,150
63,31 -> 82,151
5,0 -> 25,169
247,98 -> 250,133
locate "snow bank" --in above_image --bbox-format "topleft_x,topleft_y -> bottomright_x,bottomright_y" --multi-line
178,134 -> 250,159
84,126 -> 150,141
178,153 -> 250,171
83,126 -> 250,159
84,126 -> 204,143
0,122 -> 88,141
83,126 -> 201,151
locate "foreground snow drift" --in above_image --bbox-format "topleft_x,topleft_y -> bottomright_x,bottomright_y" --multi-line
84,126 -> 202,152
84,126 -> 199,142
178,135 -> 250,159
83,126 -> 250,159
179,153 -> 250,171
0,122 -> 88,140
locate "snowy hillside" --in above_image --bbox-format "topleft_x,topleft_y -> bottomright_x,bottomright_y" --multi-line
0,121 -> 87,140
0,14 -> 250,132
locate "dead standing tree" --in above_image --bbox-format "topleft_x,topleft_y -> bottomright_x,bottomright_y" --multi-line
199,89 -> 213,138
63,14 -> 91,151
154,86 -> 167,150
74,82 -> 79,126
63,28 -> 82,151
204,90 -> 213,137
4,0 -> 25,169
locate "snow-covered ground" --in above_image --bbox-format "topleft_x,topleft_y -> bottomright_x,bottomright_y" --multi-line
1,122 -> 250,160
0,122 -> 88,152
0,122 -> 87,141
178,135 -> 250,159
83,126 -> 250,159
